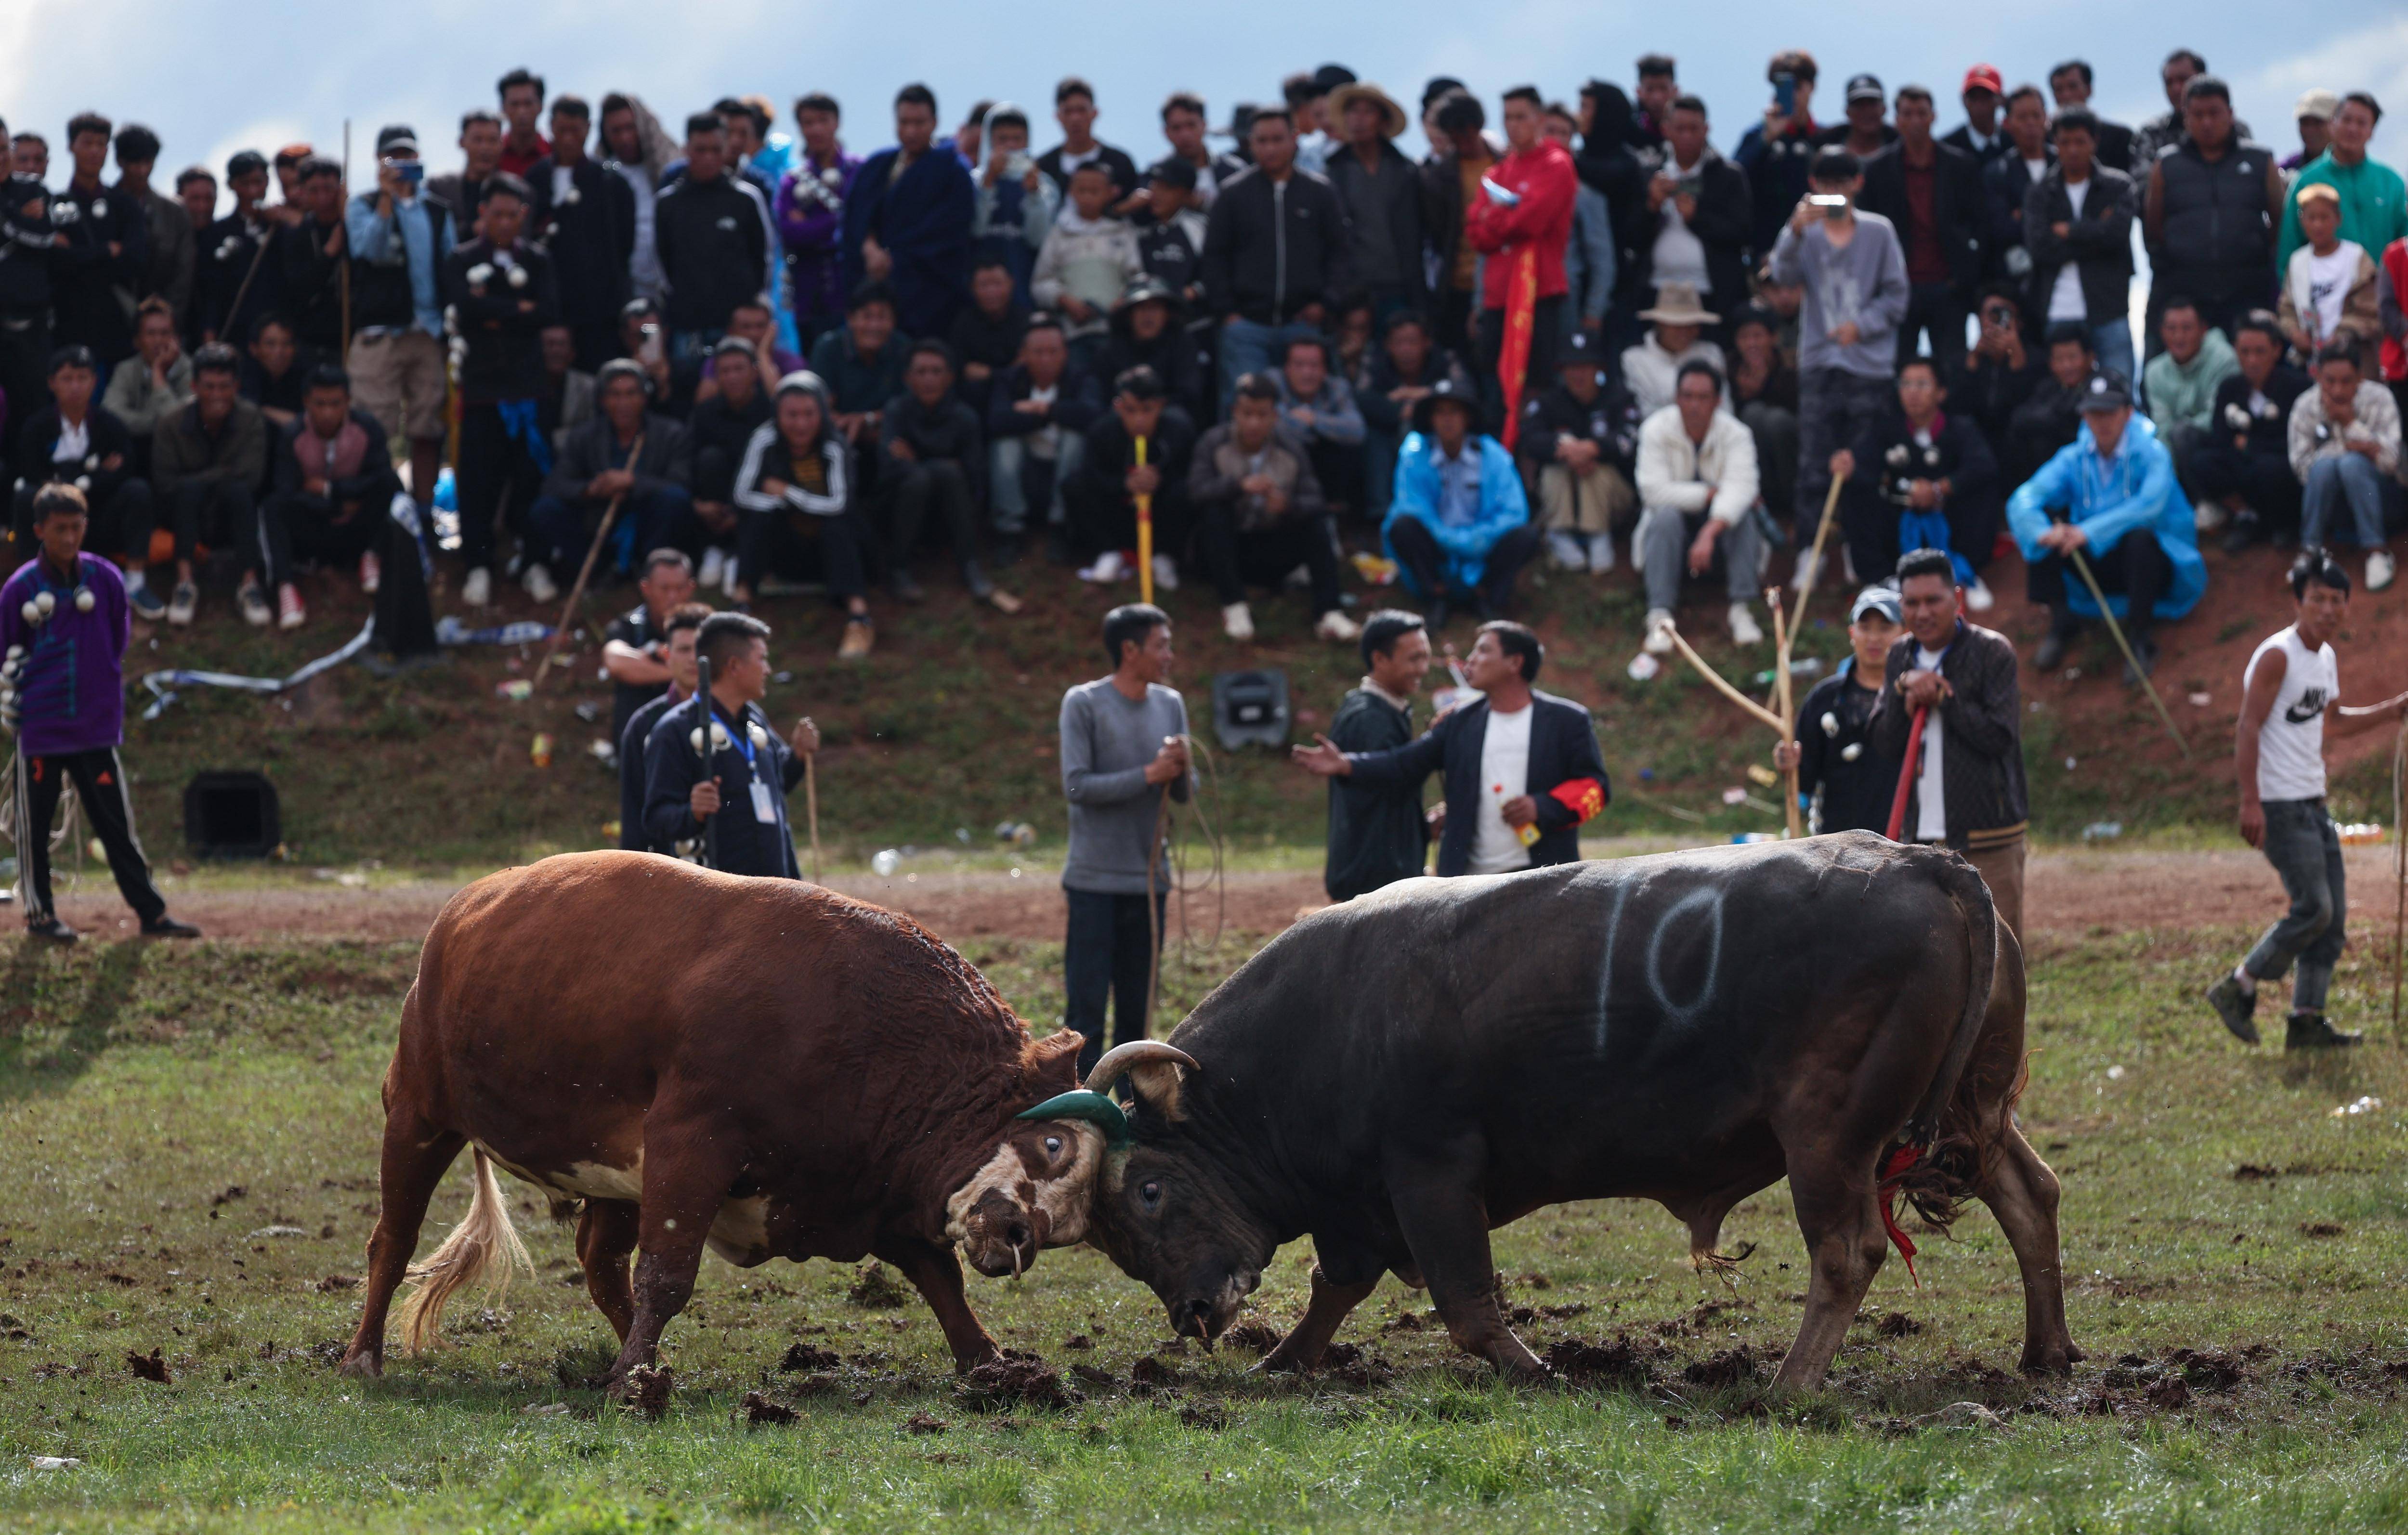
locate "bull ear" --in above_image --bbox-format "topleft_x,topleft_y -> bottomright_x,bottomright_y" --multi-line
1016,1090 -> 1129,1147
1023,1028 -> 1085,1096
1086,1041 -> 1197,1123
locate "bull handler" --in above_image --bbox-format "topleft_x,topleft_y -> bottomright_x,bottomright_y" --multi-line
2206,550 -> 2408,1050
2,484 -> 201,942
640,612 -> 819,878
1293,620 -> 1608,876
616,600 -> 712,856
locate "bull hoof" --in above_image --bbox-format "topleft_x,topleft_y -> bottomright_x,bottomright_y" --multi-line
950,1346 -> 1003,1376
1250,1342 -> 1315,1376
2019,1341 -> 2084,1376
336,1350 -> 382,1379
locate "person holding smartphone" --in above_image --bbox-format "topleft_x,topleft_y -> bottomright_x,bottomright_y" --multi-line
344,126 -> 455,548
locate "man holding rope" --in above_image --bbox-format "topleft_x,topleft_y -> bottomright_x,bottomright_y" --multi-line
1867,547 -> 2028,947
1059,602 -> 1189,1079
2207,550 -> 2408,1050
2,485 -> 200,943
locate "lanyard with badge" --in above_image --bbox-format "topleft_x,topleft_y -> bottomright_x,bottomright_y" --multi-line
727,715 -> 779,825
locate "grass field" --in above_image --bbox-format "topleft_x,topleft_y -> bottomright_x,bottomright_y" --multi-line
5,919 -> 2408,1533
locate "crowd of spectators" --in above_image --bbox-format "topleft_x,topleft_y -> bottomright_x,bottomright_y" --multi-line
1,48 -> 2403,671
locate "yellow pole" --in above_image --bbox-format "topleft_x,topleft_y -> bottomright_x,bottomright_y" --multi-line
1134,435 -> 1153,605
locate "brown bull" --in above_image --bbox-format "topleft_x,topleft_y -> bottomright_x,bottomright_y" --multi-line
338,852 -> 1108,1390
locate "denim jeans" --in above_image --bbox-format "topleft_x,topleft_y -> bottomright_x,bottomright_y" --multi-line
1218,318 -> 1321,410
2088,318 -> 2135,392
988,431 -> 1083,535
1063,887 -> 1169,1079
2302,452 -> 2386,550
2243,798 -> 2347,1014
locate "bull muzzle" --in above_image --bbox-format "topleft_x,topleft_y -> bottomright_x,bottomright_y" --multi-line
1169,1263 -> 1260,1342
960,1192 -> 1047,1279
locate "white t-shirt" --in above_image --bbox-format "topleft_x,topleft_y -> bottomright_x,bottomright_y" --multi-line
2046,179 -> 2090,322
2248,624 -> 2338,801
1914,644 -> 1948,841
1650,154 -> 1711,293
1469,703 -> 1536,875
2305,246 -> 2355,343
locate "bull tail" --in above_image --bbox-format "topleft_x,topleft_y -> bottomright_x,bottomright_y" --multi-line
396,1148 -> 532,1353
1881,853 -> 2003,1243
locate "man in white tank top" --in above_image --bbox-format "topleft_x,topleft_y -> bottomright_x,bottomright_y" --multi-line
2208,549 -> 2408,1048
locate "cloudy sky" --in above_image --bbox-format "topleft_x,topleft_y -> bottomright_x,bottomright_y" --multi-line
5,1 -> 2404,208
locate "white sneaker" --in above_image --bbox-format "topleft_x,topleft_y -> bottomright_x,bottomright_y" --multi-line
1727,602 -> 1764,647
1642,608 -> 1675,655
721,553 -> 742,596
1283,563 -> 1309,589
1547,531 -> 1588,571
1152,553 -> 1180,592
1077,550 -> 1126,584
523,562 -> 559,604
237,583 -> 272,628
2194,500 -> 2229,533
1842,546 -> 1858,585
462,567 -> 492,608
358,551 -> 380,594
697,546 -> 727,589
277,583 -> 306,631
1314,609 -> 1361,643
1222,601 -> 1256,641
167,580 -> 198,627
2370,550 -> 2397,593
1791,549 -> 1818,592
1964,577 -> 1995,611
1586,532 -> 1617,572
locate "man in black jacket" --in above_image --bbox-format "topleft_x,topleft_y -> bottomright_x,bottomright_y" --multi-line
112,125 -> 193,338
986,315 -> 1099,555
1201,108 -> 1350,410
1323,83 -> 1424,321
2047,60 -> 2136,175
654,113 -> 769,360
1517,329 -> 1641,573
0,161 -> 62,432
2025,111 -> 2136,383
425,110 -> 501,244
879,338 -> 996,604
1322,609 -> 1435,900
684,336 -> 771,577
1068,365 -> 1195,586
1623,98 -> 1751,345
262,364 -> 400,601
1942,65 -> 2012,174
198,151 -> 282,348
1867,547 -> 2028,944
1950,284 -> 2046,472
51,113 -> 148,372
1130,159 -> 1204,307
1830,357 -> 2002,606
1360,311 -> 1471,522
1096,279 -> 1204,429
1419,91 -> 1493,359
10,346 -> 153,598
1295,619 -> 1608,876
530,96 -> 636,372
2006,323 -> 2094,484
532,359 -> 694,588
444,173 -> 560,601
276,158 -> 348,361
1773,585 -> 1905,833
1858,87 -> 1985,373
2186,312 -> 2308,552
641,612 -> 817,879
1983,87 -> 2052,292
1035,77 -> 1139,201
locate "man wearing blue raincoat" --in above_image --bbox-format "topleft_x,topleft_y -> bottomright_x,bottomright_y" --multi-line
2008,369 -> 2205,683
1381,378 -> 1541,628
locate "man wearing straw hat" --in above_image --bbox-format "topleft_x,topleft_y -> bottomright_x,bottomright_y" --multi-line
1323,83 -> 1425,326
1620,281 -> 1725,416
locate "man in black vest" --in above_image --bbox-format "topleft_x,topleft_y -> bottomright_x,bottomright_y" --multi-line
2143,76 -> 2282,350
1294,620 -> 1609,876
1321,609 -> 1436,901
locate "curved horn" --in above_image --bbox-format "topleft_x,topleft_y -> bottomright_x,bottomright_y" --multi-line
1016,1090 -> 1130,1146
1084,1041 -> 1199,1096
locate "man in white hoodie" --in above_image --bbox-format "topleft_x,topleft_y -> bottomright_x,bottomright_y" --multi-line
1032,163 -> 1142,376
1635,360 -> 1764,651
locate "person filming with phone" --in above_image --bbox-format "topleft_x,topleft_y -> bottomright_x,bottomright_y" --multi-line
344,126 -> 456,531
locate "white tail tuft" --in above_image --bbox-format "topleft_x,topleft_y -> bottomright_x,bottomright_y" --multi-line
396,1149 -> 532,1353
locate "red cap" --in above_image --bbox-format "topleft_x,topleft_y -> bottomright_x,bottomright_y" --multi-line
1961,64 -> 2004,97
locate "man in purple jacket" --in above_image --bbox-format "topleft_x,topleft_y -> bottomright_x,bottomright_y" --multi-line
2,484 -> 199,942
776,93 -> 861,349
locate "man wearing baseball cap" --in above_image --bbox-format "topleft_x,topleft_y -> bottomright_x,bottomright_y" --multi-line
2284,89 -> 2339,175
1817,74 -> 1896,160
1773,586 -> 1905,833
1943,65 -> 2010,173
2006,370 -> 2205,683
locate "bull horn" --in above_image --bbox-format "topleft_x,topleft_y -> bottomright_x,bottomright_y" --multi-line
1084,1041 -> 1198,1095
1016,1090 -> 1130,1147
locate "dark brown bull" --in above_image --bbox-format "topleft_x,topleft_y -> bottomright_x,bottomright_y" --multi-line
338,852 -> 1107,1390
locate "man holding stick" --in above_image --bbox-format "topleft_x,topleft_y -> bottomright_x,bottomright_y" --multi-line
639,612 -> 817,879
1867,546 -> 2029,947
2206,551 -> 2407,1050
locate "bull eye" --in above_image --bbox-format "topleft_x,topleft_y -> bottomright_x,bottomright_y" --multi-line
1043,1136 -> 1063,1158
1139,1181 -> 1163,1207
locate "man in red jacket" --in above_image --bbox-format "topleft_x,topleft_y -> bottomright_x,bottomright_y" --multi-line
2382,235 -> 2408,419
1467,86 -> 1576,447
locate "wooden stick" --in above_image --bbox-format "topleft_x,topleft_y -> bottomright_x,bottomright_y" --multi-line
2393,718 -> 2405,1034
1768,588 -> 1803,839
2067,545 -> 2190,758
536,434 -> 643,687
1788,476 -> 1846,638
1135,436 -> 1154,604
805,751 -> 822,884
1662,622 -> 1789,733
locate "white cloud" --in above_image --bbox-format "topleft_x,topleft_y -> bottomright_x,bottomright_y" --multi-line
2253,19 -> 2408,118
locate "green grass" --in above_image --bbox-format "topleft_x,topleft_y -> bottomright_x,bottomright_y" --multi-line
5,923 -> 2408,1531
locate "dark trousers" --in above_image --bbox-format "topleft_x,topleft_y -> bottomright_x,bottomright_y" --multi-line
738,510 -> 868,600
2026,526 -> 2172,637
1389,516 -> 1542,611
13,480 -> 154,568
569,316 -> 620,375
886,458 -> 979,565
0,309 -> 53,455
454,401 -> 547,572
1305,438 -> 1368,521
526,486 -> 693,575
1064,886 -> 1168,1079
2182,441 -> 2302,538
12,744 -> 166,926
1064,481 -> 1189,565
2243,798 -> 2346,1015
1898,282 -> 1968,374
1196,508 -> 1343,614
170,480 -> 265,578
1797,370 -> 1897,544
1434,287 -> 1476,363
264,492 -> 383,586
1476,296 -> 1567,431
694,443 -> 741,507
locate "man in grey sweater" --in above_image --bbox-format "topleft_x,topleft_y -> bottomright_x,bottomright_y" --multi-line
1059,602 -> 1192,1077
1768,148 -> 1909,584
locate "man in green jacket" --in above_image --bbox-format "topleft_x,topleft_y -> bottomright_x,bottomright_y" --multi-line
2142,298 -> 2237,464
2278,93 -> 2406,269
